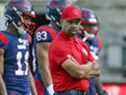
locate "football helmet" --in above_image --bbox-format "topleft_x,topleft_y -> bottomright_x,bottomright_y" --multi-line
4,7 -> 22,27
46,7 -> 61,30
81,8 -> 100,36
7,0 -> 33,14
28,12 -> 51,35
4,0 -> 34,35
47,0 -> 76,11
46,0 -> 79,31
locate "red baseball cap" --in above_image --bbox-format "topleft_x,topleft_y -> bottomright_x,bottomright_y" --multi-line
61,5 -> 82,21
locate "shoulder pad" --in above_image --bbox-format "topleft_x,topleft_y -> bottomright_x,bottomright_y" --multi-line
36,25 -> 57,40
0,31 -> 9,48
35,25 -> 57,42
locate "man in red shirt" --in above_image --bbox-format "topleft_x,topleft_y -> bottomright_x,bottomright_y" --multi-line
49,5 -> 100,95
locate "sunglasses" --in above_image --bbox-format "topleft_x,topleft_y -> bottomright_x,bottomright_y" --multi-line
67,19 -> 81,25
81,23 -> 98,27
61,19 -> 81,28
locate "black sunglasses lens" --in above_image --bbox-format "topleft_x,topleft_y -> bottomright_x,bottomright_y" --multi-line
68,19 -> 80,25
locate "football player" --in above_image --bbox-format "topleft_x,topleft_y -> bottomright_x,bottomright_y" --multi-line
21,5 -> 57,95
80,8 -> 108,95
30,9 -> 59,95
46,0 -> 78,10
0,0 -> 37,95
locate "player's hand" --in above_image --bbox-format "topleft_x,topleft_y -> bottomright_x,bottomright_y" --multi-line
89,63 -> 101,77
83,62 -> 101,79
88,69 -> 101,76
92,63 -> 100,70
84,69 -> 100,79
86,62 -> 101,73
46,84 -> 55,95
83,61 -> 94,73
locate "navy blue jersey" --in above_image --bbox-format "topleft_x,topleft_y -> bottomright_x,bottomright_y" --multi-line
31,25 -> 57,80
30,41 -> 41,80
0,31 -> 31,94
85,36 -> 102,60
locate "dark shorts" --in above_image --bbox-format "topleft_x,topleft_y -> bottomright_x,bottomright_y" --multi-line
54,90 -> 87,95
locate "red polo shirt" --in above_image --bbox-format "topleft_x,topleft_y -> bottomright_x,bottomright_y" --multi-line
49,32 -> 94,92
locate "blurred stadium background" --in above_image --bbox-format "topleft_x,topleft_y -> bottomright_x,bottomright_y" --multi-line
0,0 -> 126,94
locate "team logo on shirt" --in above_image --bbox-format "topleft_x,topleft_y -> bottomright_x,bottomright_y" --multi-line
18,38 -> 29,49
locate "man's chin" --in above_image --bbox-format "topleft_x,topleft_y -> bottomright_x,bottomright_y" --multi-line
69,32 -> 77,37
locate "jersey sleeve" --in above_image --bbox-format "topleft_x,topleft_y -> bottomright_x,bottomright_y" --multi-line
34,26 -> 57,43
0,40 -> 5,48
0,32 -> 9,48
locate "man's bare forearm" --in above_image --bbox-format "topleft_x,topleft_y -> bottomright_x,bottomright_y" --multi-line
0,75 -> 7,95
36,43 -> 53,87
0,49 -> 7,95
36,43 -> 54,95
62,55 -> 100,79
38,52 -> 53,86
29,71 -> 37,95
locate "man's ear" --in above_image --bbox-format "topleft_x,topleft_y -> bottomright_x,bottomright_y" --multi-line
60,19 -> 64,28
60,20 -> 67,28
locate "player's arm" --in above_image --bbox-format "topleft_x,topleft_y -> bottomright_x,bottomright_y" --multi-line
36,42 -> 53,86
35,28 -> 55,95
0,48 -> 7,95
36,42 -> 54,95
61,55 -> 100,79
28,70 -> 37,95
